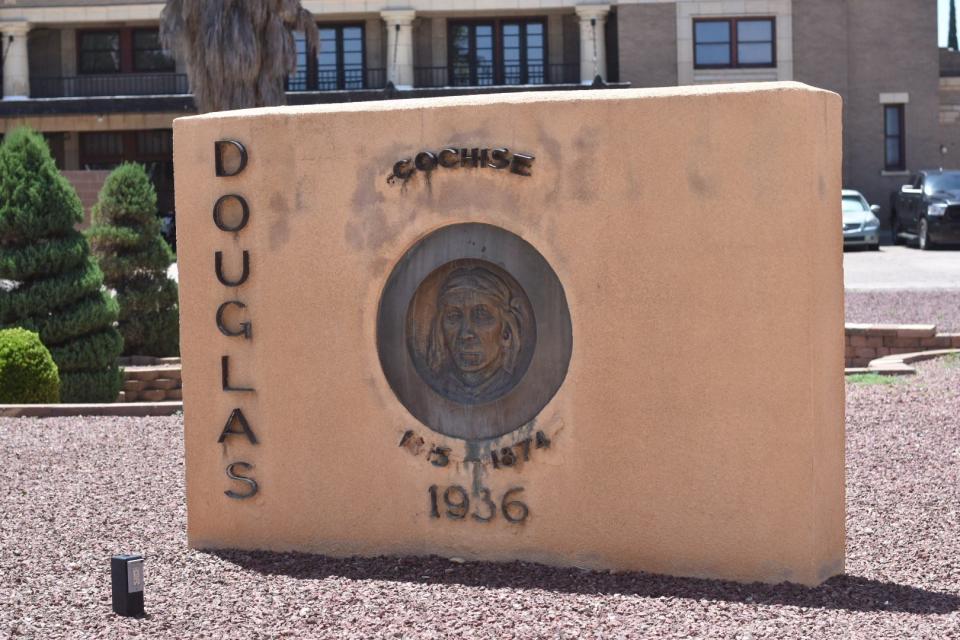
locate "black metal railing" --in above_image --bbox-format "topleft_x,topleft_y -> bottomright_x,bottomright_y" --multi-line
414,63 -> 580,88
414,66 -> 450,88
287,68 -> 386,91
30,73 -> 190,98
546,63 -> 581,84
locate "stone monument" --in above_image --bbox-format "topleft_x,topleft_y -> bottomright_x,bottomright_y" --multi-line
174,82 -> 845,586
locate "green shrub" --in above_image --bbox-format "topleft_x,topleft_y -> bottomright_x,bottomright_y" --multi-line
87,163 -> 179,356
0,328 -> 60,403
0,128 -> 122,402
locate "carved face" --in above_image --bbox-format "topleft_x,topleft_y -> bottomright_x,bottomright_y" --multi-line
439,289 -> 509,377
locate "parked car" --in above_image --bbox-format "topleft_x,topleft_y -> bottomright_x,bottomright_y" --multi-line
889,170 -> 960,249
842,189 -> 880,250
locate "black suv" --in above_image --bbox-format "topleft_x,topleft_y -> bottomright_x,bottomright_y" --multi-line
890,170 -> 960,249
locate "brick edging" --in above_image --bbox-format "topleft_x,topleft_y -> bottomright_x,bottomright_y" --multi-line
845,323 -> 960,367
0,402 -> 183,418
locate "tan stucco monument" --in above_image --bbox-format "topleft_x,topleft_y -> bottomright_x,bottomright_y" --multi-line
174,82 -> 845,586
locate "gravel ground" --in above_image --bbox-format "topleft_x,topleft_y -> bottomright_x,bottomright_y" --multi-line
846,289 -> 960,331
2,360 -> 959,639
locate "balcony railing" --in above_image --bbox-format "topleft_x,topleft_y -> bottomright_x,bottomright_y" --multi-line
287,68 -> 386,91
9,63 -> 605,106
414,63 -> 580,88
30,73 -> 190,98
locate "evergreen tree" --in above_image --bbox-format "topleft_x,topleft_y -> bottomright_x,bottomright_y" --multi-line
951,0 -> 958,51
0,128 -> 123,402
87,163 -> 179,356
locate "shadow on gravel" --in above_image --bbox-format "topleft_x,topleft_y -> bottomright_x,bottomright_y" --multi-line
210,550 -> 959,615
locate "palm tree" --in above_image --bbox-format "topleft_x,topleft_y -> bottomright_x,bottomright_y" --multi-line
160,0 -> 319,113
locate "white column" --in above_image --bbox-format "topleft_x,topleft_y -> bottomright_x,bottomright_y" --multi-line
1,22 -> 32,99
575,5 -> 610,85
381,9 -> 416,90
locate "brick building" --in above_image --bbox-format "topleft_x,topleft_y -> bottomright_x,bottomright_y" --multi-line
0,0 -> 949,239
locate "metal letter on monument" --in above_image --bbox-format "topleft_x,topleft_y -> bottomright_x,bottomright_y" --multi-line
212,195 -> 250,232
217,408 -> 258,444
224,462 -> 259,499
214,139 -> 248,177
221,355 -> 254,392
215,251 -> 250,287
216,300 -> 252,339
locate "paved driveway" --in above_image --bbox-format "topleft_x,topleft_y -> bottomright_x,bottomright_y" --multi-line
844,246 -> 960,290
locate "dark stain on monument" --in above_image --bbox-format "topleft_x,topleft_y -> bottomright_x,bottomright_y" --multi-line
268,192 -> 291,250
570,127 -> 601,202
687,168 -> 713,196
347,147 -> 407,251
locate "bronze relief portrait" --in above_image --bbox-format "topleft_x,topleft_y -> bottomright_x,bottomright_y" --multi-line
377,223 -> 572,441
407,261 -> 536,405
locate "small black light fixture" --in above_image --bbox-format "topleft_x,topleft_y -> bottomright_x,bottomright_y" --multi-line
111,554 -> 145,617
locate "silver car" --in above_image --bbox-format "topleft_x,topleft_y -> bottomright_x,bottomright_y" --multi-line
842,189 -> 881,250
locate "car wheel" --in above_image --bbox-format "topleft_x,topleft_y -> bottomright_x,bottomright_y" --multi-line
918,217 -> 935,250
891,213 -> 904,245
869,243 -> 880,251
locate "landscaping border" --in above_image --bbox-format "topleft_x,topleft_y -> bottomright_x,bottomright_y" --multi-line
846,348 -> 960,376
845,323 -> 960,367
0,401 -> 182,418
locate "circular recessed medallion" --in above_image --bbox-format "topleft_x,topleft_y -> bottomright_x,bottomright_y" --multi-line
377,223 -> 572,441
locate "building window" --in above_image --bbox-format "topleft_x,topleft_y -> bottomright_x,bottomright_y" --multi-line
78,29 -> 173,74
502,21 -> 546,85
78,31 -> 120,74
320,25 -> 365,90
450,22 -> 495,86
884,105 -> 906,171
291,24 -> 366,91
79,131 -> 124,163
133,29 -> 175,72
79,130 -> 176,216
449,19 -> 547,86
693,18 -> 775,69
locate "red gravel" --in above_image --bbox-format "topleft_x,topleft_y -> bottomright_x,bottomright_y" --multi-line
2,360 -> 959,639
846,289 -> 960,331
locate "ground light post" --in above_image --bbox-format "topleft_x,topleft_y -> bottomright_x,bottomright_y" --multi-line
110,555 -> 144,617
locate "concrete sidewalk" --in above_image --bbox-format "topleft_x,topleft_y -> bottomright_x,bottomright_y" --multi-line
844,246 -> 960,290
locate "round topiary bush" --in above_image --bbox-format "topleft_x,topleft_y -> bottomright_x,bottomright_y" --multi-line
0,328 -> 60,404
0,128 -> 123,403
87,162 -> 180,356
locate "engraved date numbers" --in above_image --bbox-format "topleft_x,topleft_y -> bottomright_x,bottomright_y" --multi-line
428,485 -> 529,524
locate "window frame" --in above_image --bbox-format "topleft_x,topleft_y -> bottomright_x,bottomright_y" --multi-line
317,23 -> 367,91
132,28 -> 176,73
79,129 -> 176,215
883,104 -> 906,172
77,29 -> 122,74
500,19 -> 547,85
448,20 -> 497,87
292,22 -> 367,91
77,27 -> 174,75
447,18 -> 549,87
692,17 -> 777,70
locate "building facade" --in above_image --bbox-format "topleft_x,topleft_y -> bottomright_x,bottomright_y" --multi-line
0,0 -> 948,239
